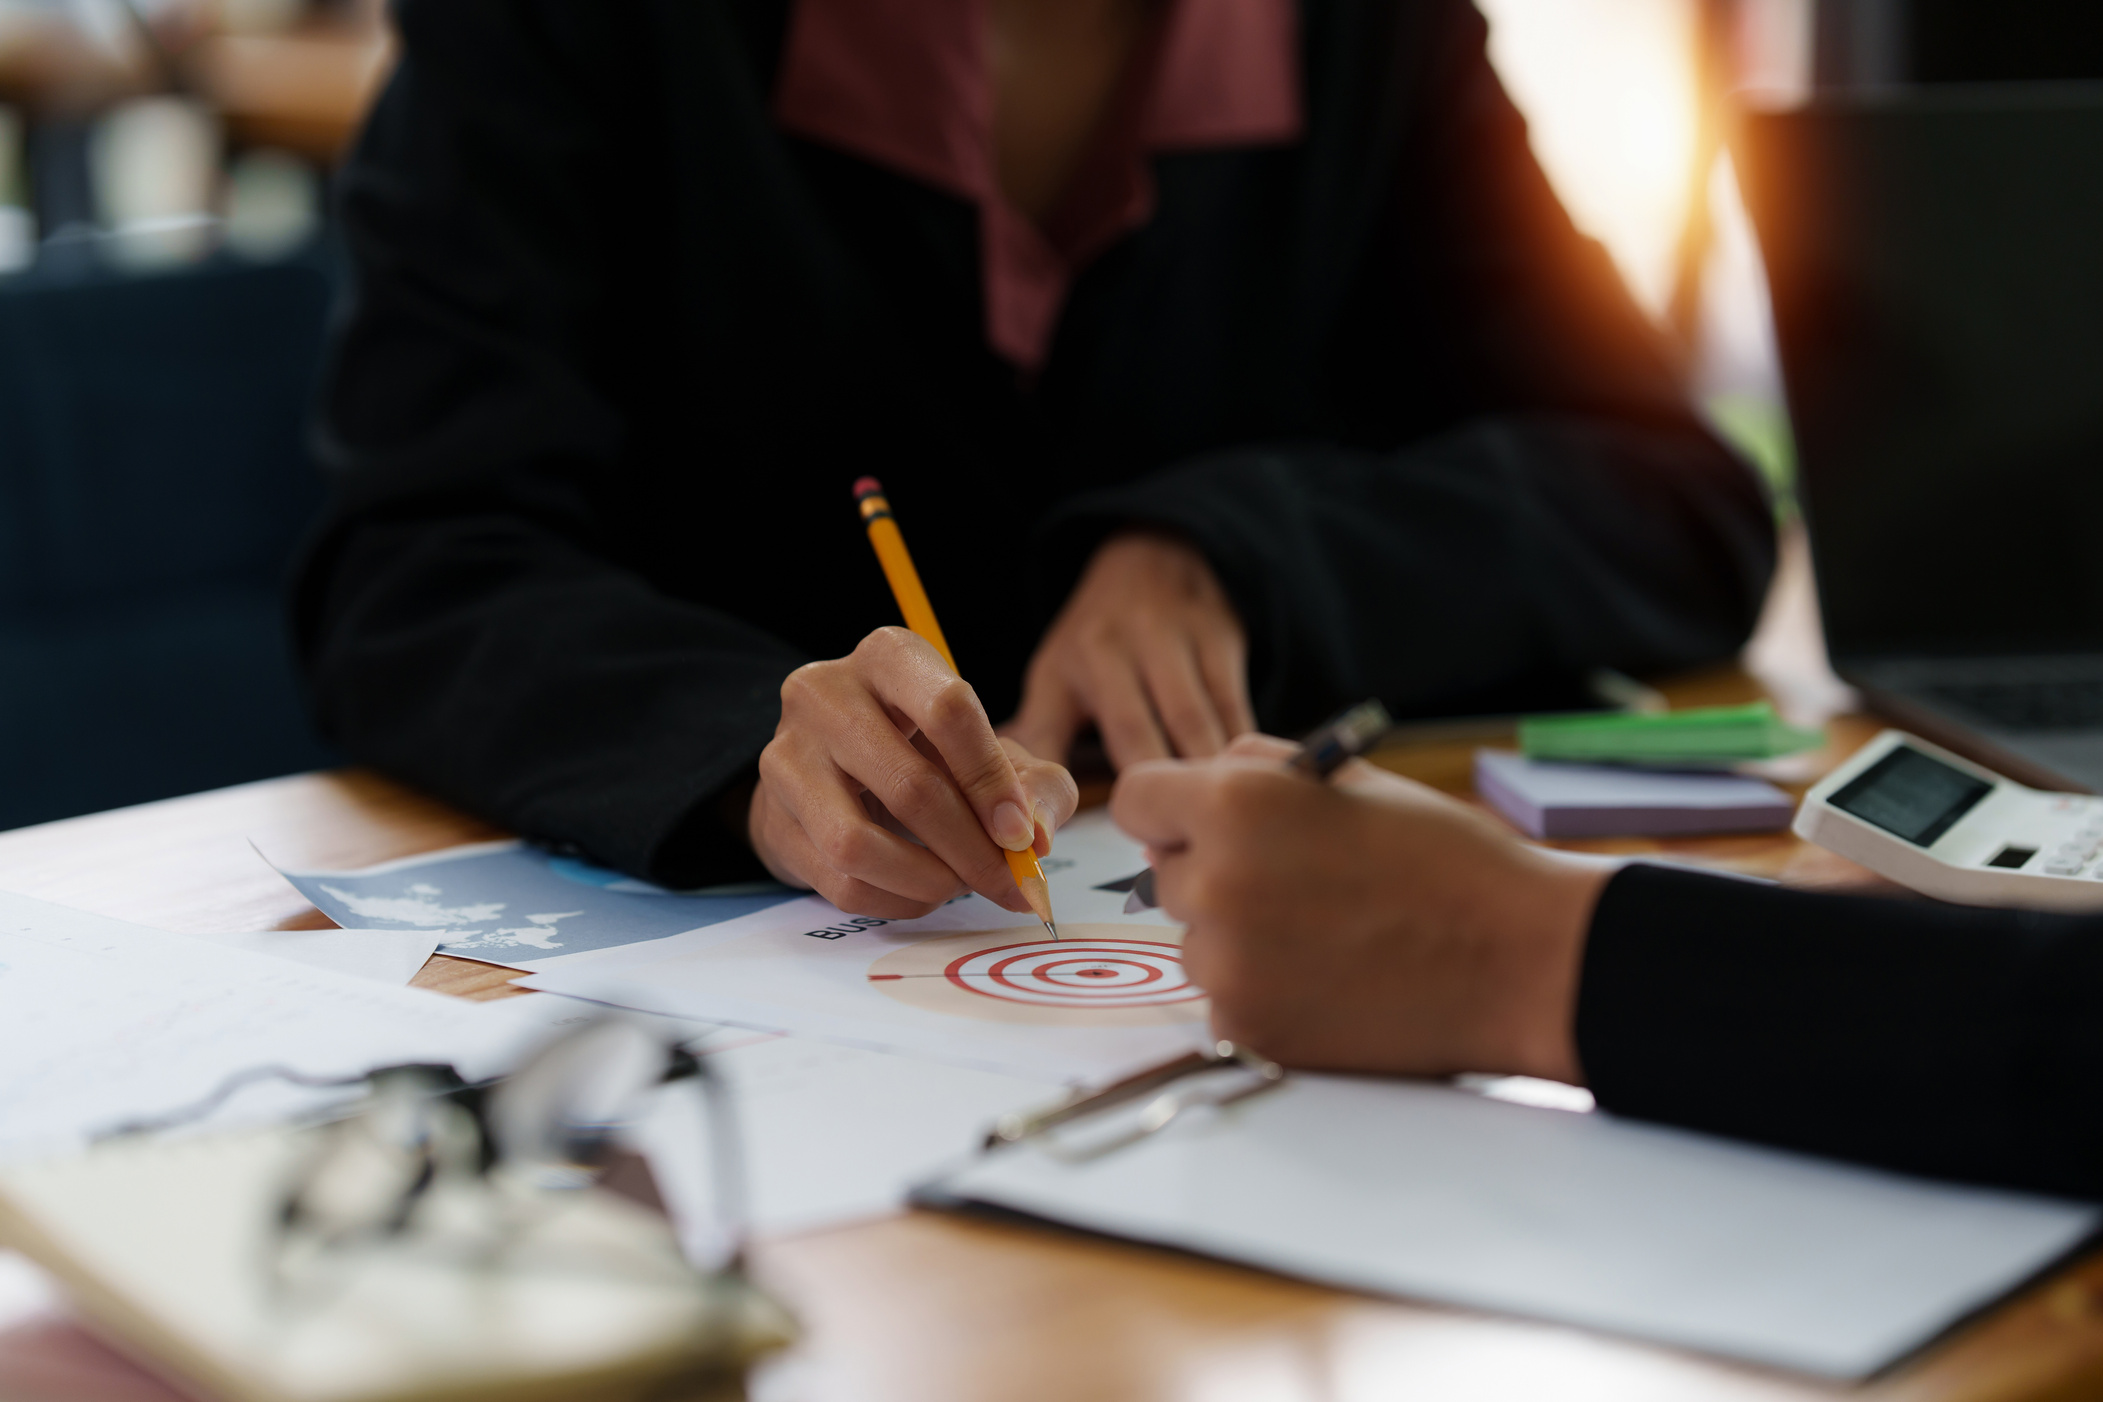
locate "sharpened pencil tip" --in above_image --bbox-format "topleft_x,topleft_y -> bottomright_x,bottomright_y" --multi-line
1043,918 -> 1058,940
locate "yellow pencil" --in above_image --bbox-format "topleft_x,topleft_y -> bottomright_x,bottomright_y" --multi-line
854,476 -> 1057,937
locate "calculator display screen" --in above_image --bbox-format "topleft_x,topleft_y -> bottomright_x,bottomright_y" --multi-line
1829,746 -> 1992,847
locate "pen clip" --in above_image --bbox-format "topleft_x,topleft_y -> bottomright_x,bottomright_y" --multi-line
1289,698 -> 1395,779
984,1041 -> 1285,1162
1107,698 -> 1394,916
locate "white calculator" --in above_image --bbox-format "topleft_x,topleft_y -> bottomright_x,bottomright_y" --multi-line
1797,729 -> 2103,911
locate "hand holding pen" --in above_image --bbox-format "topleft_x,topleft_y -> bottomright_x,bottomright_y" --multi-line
1109,707 -> 1600,1083
1116,700 -> 1394,912
851,478 -> 1061,934
741,483 -> 1078,922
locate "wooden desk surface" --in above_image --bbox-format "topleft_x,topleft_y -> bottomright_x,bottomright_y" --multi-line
6,670 -> 2103,1397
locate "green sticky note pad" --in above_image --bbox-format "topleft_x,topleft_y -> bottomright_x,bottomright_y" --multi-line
1519,702 -> 1823,766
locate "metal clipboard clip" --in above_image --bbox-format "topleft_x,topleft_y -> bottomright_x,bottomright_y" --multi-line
984,1041 -> 1286,1163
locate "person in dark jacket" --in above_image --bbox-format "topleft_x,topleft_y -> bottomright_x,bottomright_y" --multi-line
1112,736 -> 2103,1201
297,0 -> 1774,917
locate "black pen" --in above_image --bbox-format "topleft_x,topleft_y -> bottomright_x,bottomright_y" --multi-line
1120,699 -> 1394,912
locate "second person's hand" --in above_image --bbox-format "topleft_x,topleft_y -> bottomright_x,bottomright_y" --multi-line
748,626 -> 1080,919
1109,734 -> 1605,1081
1005,530 -> 1256,769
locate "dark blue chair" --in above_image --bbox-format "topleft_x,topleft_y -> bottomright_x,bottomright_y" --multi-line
0,259 -> 337,829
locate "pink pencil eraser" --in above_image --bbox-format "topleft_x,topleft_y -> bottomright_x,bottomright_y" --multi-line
852,476 -> 884,498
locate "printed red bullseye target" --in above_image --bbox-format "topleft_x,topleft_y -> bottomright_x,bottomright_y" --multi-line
867,923 -> 1208,1025
946,939 -> 1199,1007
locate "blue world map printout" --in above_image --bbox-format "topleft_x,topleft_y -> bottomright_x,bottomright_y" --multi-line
272,840 -> 799,972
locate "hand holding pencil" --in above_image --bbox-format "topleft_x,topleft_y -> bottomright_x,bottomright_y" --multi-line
740,482 -> 1078,922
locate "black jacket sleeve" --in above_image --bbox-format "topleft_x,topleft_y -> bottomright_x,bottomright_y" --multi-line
1040,3 -> 1773,728
1578,863 -> 2103,1199
296,2 -> 796,886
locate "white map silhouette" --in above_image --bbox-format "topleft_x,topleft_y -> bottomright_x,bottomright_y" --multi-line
315,881 -> 585,951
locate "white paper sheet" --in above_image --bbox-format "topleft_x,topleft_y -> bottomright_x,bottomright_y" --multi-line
0,1250 -> 58,1332
520,811 -> 1212,1083
443,986 -> 1048,1238
621,1034 -> 1046,1251
179,927 -> 440,985
0,891 -> 557,1159
1474,749 -> 1795,838
927,1073 -> 2102,1379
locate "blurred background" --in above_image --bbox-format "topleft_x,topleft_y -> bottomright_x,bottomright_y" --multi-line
0,0 -> 2092,829
0,0 -> 382,829
1478,0 -> 2103,526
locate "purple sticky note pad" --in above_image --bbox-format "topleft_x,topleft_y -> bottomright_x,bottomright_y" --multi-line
1473,749 -> 1796,839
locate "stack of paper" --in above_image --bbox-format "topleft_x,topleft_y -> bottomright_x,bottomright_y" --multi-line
0,888 -> 1043,1244
1475,749 -> 1797,838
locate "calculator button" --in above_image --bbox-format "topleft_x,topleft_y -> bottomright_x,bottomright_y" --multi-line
2046,859 -> 2083,874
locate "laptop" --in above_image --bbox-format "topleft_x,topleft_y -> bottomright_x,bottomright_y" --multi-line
1740,88 -> 2103,791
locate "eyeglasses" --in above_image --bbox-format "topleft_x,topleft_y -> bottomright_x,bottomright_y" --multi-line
104,1010 -> 780,1367
269,1014 -> 755,1302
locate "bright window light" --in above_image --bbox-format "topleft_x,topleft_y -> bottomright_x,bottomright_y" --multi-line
1478,0 -> 1702,321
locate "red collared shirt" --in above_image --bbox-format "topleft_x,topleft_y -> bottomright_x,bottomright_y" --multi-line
774,0 -> 1302,371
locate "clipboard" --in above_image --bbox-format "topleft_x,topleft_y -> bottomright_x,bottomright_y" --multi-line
918,1051 -> 2101,1379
